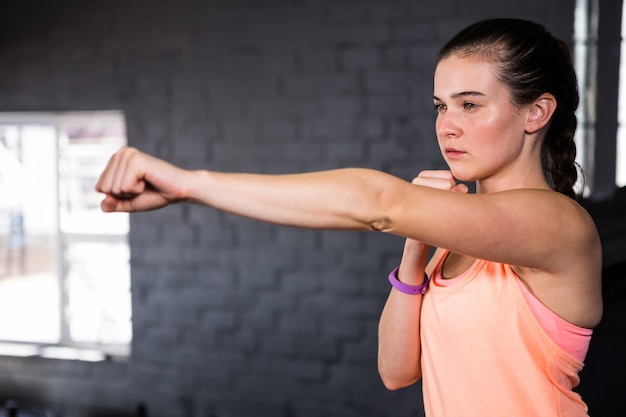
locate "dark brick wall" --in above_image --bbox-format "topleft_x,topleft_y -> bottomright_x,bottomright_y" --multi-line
0,1 -> 578,416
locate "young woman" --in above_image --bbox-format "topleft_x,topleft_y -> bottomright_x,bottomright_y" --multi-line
377,19 -> 602,417
96,18 -> 602,417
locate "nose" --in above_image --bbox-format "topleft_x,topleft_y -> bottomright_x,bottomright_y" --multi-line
436,111 -> 461,139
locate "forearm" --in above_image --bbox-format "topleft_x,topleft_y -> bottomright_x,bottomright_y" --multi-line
188,168 -> 403,231
378,241 -> 430,389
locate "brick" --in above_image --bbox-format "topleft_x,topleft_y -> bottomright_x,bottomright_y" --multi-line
299,47 -> 338,73
392,21 -> 438,43
339,46 -> 380,70
364,69 -> 413,94
322,95 -> 364,117
287,359 -> 327,382
247,95 -> 322,118
330,1 -> 412,24
258,118 -> 300,141
381,44 -> 410,68
365,93 -> 411,116
260,333 -> 297,358
279,313 -> 319,338
284,73 -> 361,96
297,338 -> 340,362
318,23 -> 391,45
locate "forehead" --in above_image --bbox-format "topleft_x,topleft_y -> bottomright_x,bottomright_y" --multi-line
433,55 -> 506,99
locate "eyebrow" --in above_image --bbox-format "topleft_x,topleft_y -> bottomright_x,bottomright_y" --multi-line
433,91 -> 486,101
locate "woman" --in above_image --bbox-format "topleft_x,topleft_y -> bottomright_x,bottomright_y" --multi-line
96,18 -> 602,417
377,19 -> 602,417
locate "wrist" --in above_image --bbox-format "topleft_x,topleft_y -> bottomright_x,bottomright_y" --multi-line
402,240 -> 431,260
388,266 -> 429,295
186,169 -> 213,204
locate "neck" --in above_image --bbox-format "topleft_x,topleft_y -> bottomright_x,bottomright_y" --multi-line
476,135 -> 550,194
476,173 -> 551,194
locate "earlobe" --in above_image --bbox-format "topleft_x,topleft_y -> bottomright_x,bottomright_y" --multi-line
525,93 -> 557,134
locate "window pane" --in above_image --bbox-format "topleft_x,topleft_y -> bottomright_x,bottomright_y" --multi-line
0,125 -> 60,343
65,241 -> 131,345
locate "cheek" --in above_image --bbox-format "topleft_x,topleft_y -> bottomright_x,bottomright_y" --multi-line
470,114 -> 500,134
471,114 -> 518,147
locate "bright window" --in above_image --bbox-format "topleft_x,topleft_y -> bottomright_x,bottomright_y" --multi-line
0,112 -> 131,359
575,0 -> 626,193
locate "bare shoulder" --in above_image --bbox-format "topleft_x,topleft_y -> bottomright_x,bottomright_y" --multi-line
513,191 -> 603,328
498,189 -> 600,260
549,192 -> 602,267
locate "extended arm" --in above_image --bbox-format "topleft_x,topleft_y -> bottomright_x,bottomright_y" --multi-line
96,146 -> 415,232
96,147 -> 598,273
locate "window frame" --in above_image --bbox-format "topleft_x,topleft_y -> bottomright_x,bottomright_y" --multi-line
0,111 -> 131,360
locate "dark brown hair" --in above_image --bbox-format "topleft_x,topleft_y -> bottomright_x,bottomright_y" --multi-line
438,18 -> 581,199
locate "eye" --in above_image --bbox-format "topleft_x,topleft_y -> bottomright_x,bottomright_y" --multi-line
462,102 -> 478,110
433,103 -> 446,113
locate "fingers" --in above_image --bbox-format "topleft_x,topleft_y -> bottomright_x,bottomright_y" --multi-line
414,170 -> 456,180
95,146 -> 125,195
451,183 -> 469,193
411,170 -> 464,192
96,146 -> 147,198
97,147 -> 184,213
96,147 -> 150,213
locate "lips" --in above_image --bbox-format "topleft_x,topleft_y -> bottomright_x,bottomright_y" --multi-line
445,147 -> 466,157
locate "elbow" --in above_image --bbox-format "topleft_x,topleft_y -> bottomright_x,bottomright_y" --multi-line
369,215 -> 392,232
378,364 -> 421,391
367,188 -> 399,233
379,372 -> 420,391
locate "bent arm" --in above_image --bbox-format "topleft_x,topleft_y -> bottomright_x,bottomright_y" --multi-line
378,240 -> 431,390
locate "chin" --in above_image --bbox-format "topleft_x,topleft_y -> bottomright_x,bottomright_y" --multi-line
448,168 -> 476,183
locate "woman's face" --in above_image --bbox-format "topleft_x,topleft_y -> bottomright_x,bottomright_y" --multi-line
433,54 -> 530,187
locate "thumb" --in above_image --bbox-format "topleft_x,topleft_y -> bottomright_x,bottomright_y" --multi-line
101,194 -> 122,212
451,183 -> 469,193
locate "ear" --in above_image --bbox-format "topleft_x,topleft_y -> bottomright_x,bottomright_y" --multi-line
525,93 -> 557,134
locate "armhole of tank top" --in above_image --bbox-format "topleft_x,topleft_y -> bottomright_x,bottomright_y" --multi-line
514,277 -> 592,363
429,249 -> 482,288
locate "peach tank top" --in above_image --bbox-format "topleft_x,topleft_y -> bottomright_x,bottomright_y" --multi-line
420,249 -> 592,417
435,257 -> 592,363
